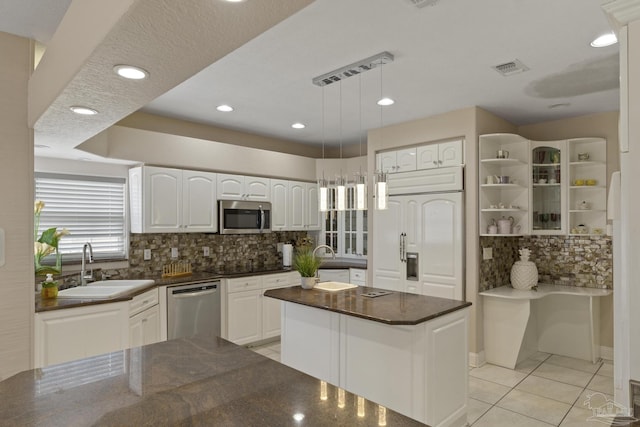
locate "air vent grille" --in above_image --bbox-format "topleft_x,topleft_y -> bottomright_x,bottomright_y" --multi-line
492,59 -> 530,76
406,0 -> 439,8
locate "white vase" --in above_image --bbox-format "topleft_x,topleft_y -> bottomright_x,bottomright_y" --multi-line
301,277 -> 317,289
510,260 -> 538,290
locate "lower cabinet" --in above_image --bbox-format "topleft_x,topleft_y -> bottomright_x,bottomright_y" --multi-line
224,271 -> 299,345
35,288 -> 162,368
35,302 -> 130,368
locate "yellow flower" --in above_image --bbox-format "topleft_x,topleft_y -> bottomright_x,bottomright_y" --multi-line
34,200 -> 45,215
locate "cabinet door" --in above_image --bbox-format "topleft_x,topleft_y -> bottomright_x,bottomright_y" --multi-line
129,305 -> 161,348
271,180 -> 289,230
144,166 -> 182,232
289,181 -> 306,230
396,148 -> 417,172
372,197 -> 404,292
305,183 -> 321,230
245,176 -> 271,201
419,193 -> 463,300
227,290 -> 261,345
531,140 -> 567,235
182,170 -> 217,232
262,295 -> 282,339
34,303 -> 129,367
377,152 -> 397,173
438,140 -> 463,167
217,174 -> 244,200
417,145 -> 440,170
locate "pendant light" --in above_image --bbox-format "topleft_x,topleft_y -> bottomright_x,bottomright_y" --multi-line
354,74 -> 367,210
318,87 -> 330,212
335,80 -> 347,212
374,59 -> 389,210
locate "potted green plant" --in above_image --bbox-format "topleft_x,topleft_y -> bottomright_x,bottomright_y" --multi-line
293,248 -> 322,289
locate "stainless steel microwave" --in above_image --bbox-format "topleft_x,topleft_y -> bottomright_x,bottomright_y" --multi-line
219,200 -> 271,234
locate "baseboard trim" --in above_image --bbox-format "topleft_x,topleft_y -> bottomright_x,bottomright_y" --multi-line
469,351 -> 485,368
600,346 -> 614,361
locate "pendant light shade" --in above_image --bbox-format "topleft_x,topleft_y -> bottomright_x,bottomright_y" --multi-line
354,173 -> 367,210
335,175 -> 347,211
318,177 -> 329,212
375,171 -> 388,210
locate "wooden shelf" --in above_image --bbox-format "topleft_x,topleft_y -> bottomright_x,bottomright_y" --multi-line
569,161 -> 605,167
569,209 -> 606,213
480,158 -> 525,165
481,208 -> 524,212
480,184 -> 525,189
532,183 -> 561,187
570,185 -> 606,189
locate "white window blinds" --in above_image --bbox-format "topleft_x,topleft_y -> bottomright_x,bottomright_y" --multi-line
35,173 -> 127,261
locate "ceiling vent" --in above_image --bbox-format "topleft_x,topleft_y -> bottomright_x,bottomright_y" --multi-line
492,59 -> 530,76
312,52 -> 394,87
406,0 -> 440,8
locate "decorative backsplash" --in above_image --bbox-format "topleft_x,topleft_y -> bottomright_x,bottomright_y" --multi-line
479,235 -> 613,292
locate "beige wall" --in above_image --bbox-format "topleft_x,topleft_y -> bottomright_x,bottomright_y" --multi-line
518,111 -> 619,349
0,32 -> 34,380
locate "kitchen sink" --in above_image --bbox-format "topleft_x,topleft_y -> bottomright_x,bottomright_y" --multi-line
87,279 -> 155,288
57,279 -> 155,299
57,286 -> 134,299
314,281 -> 358,292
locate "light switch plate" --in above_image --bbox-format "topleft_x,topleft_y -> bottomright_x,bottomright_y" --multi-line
483,247 -> 493,260
143,249 -> 151,261
203,247 -> 210,257
171,247 -> 178,259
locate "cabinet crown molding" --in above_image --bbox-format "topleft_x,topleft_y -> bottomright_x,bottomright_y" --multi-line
602,0 -> 640,27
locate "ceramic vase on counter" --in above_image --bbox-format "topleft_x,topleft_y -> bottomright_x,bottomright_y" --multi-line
511,248 -> 538,290
301,277 -> 318,289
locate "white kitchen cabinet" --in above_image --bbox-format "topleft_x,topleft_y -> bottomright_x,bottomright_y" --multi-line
224,272 -> 299,345
318,269 -> 350,283
35,302 -> 130,367
129,304 -> 161,348
270,179 -> 288,230
217,173 -> 270,201
417,139 -> 463,170
270,180 -> 320,231
129,288 -> 161,348
349,268 -> 367,286
377,148 -> 417,173
129,166 -> 217,233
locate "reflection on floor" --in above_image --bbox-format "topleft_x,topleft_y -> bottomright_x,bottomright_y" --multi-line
251,342 -> 619,426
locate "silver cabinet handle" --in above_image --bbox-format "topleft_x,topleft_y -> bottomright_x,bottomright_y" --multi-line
438,160 -> 443,165
399,233 -> 404,261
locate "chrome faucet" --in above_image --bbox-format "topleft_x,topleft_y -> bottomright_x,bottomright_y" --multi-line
81,242 -> 94,285
312,244 -> 336,259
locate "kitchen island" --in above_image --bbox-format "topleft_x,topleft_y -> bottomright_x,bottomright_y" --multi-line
0,335 -> 425,426
265,286 -> 471,427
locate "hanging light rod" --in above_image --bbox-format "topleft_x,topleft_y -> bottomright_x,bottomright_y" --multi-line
312,51 -> 394,87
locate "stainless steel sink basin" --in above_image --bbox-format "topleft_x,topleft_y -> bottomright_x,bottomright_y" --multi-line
57,279 -> 155,299
314,281 -> 358,292
57,286 -> 134,299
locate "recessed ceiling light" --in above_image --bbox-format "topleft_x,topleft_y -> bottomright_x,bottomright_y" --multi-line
377,97 -> 395,106
216,104 -> 234,112
69,106 -> 98,115
34,144 -> 50,149
113,64 -> 149,80
591,33 -> 617,47
291,123 -> 306,129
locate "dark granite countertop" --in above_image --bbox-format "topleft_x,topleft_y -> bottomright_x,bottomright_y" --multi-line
36,268 -> 296,313
318,258 -> 367,269
0,336 -> 427,426
265,286 -> 471,325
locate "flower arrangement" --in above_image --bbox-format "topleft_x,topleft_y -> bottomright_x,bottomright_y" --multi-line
34,200 -> 69,276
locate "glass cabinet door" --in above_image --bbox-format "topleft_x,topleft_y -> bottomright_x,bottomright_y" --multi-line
531,141 -> 567,234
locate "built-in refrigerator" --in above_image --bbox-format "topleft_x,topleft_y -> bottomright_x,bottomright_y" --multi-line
373,166 -> 465,300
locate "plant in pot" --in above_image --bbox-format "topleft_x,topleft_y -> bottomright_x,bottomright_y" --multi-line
293,248 -> 322,289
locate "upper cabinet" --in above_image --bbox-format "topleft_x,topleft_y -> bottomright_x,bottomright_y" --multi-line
479,134 -> 607,237
271,180 -> 320,231
377,139 -> 463,173
217,174 -> 270,201
129,166 -> 217,233
479,134 -> 530,236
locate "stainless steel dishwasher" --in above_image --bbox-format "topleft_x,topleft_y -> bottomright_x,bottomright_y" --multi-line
167,281 -> 221,340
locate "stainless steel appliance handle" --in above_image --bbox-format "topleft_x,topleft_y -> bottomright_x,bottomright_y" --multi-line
403,233 -> 407,262
259,205 -> 265,232
399,233 -> 404,261
171,289 -> 216,299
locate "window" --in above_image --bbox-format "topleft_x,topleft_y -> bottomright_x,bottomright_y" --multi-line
320,186 -> 368,259
35,173 -> 128,262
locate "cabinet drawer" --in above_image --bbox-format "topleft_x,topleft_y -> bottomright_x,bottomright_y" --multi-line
130,288 -> 159,317
227,276 -> 263,293
263,272 -> 296,289
349,269 -> 367,282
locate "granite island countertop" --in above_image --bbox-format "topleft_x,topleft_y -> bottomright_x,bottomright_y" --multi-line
264,286 -> 471,325
0,336 -> 427,427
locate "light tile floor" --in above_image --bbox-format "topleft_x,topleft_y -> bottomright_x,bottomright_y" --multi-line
251,342 -> 616,427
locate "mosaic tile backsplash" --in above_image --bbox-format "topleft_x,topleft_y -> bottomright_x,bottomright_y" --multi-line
479,235 -> 612,292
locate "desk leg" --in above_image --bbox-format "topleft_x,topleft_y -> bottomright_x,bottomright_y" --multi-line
484,298 -> 535,369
